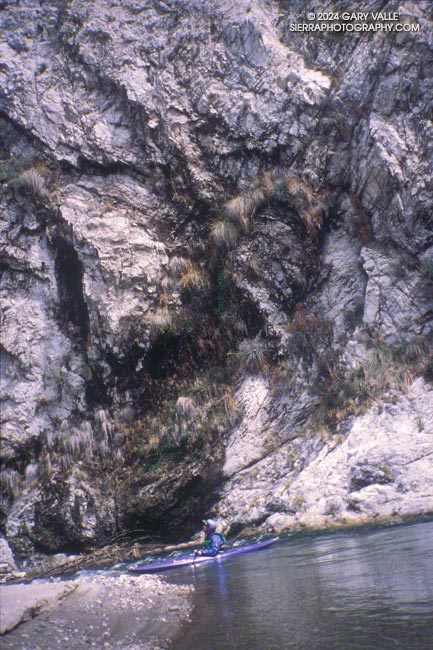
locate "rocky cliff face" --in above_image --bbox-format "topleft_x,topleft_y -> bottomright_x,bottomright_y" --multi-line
1,0 -> 432,562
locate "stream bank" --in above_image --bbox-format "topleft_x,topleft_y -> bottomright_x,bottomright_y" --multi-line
1,573 -> 192,650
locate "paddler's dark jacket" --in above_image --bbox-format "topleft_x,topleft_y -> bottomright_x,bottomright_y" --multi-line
201,532 -> 225,557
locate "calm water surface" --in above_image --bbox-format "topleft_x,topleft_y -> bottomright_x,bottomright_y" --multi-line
169,520 -> 433,650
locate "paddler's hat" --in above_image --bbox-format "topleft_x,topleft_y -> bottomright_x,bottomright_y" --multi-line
202,518 -> 217,531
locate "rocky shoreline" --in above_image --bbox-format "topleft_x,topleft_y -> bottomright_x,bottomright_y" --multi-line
1,573 -> 192,650
225,378 -> 433,536
2,514 -> 433,648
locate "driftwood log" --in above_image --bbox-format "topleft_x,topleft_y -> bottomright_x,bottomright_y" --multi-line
4,540 -> 199,584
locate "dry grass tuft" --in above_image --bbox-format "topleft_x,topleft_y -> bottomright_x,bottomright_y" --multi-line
0,468 -> 23,499
161,275 -> 177,292
212,168 -> 325,254
261,170 -> 277,194
274,172 -> 324,236
233,318 -> 248,336
237,337 -> 271,374
57,425 -> 93,464
211,219 -> 239,249
224,193 -> 263,231
180,261 -> 208,288
25,463 -> 39,487
15,168 -> 51,202
176,396 -> 197,418
362,346 -> 418,393
300,203 -> 324,236
147,308 -> 175,337
169,256 -> 189,277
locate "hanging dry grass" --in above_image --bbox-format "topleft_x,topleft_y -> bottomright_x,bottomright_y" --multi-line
180,261 -> 208,288
210,219 -> 239,249
56,425 -> 93,465
300,203 -> 324,236
362,346 -> 418,394
168,256 -> 189,277
15,168 -> 51,202
0,468 -> 23,499
147,307 -> 175,337
211,167 -> 325,256
161,275 -> 178,292
224,193 -> 264,231
176,396 -> 197,418
25,463 -> 39,487
261,170 -> 277,195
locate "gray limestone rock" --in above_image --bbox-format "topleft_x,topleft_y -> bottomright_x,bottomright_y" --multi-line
0,0 -> 432,554
263,378 -> 433,533
0,536 -> 18,574
361,246 -> 432,343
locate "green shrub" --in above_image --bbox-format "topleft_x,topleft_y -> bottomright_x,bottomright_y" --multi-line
392,337 -> 430,365
216,269 -> 233,314
270,180 -> 293,203
311,333 -> 432,427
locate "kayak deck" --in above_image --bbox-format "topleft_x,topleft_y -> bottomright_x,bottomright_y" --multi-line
129,537 -> 278,574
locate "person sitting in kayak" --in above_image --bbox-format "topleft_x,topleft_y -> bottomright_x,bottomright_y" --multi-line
194,519 -> 226,557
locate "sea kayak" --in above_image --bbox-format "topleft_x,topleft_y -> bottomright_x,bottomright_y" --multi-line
128,537 -> 278,574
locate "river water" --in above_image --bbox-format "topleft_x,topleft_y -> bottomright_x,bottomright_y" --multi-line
169,520 -> 433,650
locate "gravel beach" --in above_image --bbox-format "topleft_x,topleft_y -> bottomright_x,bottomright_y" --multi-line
1,573 -> 193,649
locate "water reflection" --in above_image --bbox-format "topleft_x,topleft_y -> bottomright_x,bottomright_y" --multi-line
311,527 -> 433,612
170,521 -> 433,650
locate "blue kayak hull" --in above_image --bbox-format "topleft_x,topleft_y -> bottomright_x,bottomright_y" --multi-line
128,537 -> 278,574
